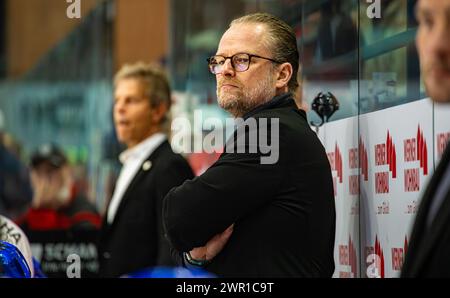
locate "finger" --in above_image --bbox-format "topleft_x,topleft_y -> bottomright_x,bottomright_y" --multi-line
219,224 -> 234,238
208,227 -> 233,251
190,246 -> 207,260
219,227 -> 233,241
226,224 -> 234,233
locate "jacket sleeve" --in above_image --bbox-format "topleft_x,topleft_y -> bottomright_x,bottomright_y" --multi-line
162,140 -> 284,252
155,156 -> 194,266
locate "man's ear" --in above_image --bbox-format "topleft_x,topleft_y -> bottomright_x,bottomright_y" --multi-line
275,62 -> 293,90
151,102 -> 168,125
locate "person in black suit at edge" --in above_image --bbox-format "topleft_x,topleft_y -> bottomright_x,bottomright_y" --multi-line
162,13 -> 336,277
98,63 -> 194,277
401,0 -> 450,278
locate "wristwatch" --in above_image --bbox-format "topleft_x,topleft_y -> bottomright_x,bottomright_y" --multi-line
184,251 -> 210,267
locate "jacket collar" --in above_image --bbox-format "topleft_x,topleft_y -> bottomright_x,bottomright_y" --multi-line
243,92 -> 294,120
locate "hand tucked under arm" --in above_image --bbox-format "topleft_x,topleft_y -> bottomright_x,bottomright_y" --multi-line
189,224 -> 234,262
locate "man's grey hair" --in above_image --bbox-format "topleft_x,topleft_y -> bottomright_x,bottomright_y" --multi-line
114,62 -> 171,109
114,62 -> 171,126
230,12 -> 300,93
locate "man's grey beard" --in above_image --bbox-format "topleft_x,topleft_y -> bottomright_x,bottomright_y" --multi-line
217,75 -> 276,118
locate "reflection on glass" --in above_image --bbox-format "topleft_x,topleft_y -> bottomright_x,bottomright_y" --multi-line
301,0 -> 359,122
359,0 -> 421,113
359,0 -> 407,46
314,0 -> 358,62
361,47 -> 408,113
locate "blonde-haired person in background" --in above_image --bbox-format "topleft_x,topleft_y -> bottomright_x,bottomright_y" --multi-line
98,62 -> 194,277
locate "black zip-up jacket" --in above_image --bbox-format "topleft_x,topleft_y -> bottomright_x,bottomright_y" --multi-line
163,93 -> 336,277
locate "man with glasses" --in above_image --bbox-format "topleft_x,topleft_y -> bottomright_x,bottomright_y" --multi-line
163,13 -> 335,277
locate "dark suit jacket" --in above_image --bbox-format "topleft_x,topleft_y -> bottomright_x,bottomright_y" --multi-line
401,142 -> 450,277
163,93 -> 336,277
98,140 -> 194,277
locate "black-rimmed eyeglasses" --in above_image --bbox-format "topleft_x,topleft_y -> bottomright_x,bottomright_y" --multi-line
207,53 -> 282,75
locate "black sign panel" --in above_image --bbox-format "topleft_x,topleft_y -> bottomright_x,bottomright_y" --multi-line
27,230 -> 99,278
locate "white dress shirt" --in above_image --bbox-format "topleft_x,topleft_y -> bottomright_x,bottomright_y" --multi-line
107,133 -> 166,224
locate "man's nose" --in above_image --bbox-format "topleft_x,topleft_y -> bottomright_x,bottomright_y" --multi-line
221,58 -> 235,77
